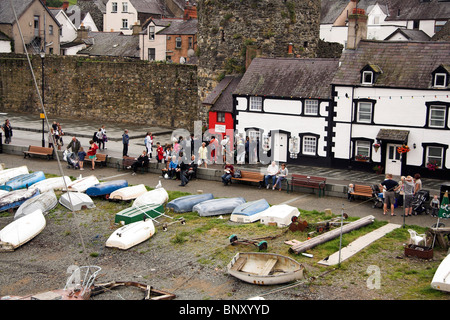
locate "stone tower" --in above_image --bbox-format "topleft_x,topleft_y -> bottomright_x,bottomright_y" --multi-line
196,0 -> 321,109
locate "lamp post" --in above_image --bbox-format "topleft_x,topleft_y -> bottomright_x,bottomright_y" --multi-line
40,50 -> 45,147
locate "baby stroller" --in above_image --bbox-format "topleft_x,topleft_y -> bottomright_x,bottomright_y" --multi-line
63,149 -> 79,169
411,189 -> 430,215
371,184 -> 384,209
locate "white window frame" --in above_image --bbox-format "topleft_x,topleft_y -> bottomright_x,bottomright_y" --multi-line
429,105 -> 446,128
304,99 -> 319,115
111,2 -> 118,13
427,146 -> 443,169
362,71 -> 373,85
122,19 -> 128,30
49,25 -> 53,35
175,37 -> 182,48
149,26 -> 155,40
148,48 -> 155,61
434,73 -> 447,88
357,102 -> 372,123
122,2 -> 128,13
356,141 -> 371,158
249,96 -> 262,111
302,136 -> 317,155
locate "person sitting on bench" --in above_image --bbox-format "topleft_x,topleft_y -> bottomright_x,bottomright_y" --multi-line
128,150 -> 149,175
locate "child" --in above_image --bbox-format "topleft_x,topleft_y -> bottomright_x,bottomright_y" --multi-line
78,147 -> 86,171
430,195 -> 440,217
348,183 -> 355,201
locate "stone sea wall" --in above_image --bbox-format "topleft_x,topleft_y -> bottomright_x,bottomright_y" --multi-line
0,54 -> 200,131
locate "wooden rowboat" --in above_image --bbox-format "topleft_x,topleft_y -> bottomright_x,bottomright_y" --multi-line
227,252 -> 305,285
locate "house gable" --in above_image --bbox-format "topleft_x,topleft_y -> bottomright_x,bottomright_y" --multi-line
432,65 -> 450,88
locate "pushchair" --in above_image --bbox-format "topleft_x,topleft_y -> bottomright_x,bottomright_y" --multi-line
411,189 -> 430,215
371,184 -> 384,209
63,149 -> 79,169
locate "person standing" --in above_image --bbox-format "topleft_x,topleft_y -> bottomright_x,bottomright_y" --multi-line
198,142 -> 208,168
144,132 -> 153,159
96,128 -> 104,150
403,176 -> 415,217
156,142 -> 164,163
101,125 -> 107,149
87,139 -> 99,170
66,136 -> 81,155
414,173 -> 422,195
1,119 -> 12,144
78,147 -> 86,171
380,174 -> 400,216
56,123 -> 64,150
122,129 -> 129,157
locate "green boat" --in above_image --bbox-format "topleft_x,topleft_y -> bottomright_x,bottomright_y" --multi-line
115,204 -> 165,225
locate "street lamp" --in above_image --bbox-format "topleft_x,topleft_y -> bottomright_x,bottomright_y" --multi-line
40,49 -> 45,147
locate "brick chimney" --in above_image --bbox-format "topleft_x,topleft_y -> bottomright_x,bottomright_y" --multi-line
62,1 -> 69,11
183,1 -> 197,20
346,7 -> 367,50
75,24 -> 89,42
132,21 -> 142,35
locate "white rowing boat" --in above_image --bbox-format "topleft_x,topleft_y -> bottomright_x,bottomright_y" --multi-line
30,176 -> 72,193
64,175 -> 99,193
259,204 -> 300,227
109,184 -> 147,201
230,199 -> 270,223
59,192 -> 96,211
431,253 -> 450,293
132,188 -> 169,208
0,209 -> 46,251
15,190 -> 58,220
105,219 -> 155,250
227,252 -> 305,285
0,166 -> 29,185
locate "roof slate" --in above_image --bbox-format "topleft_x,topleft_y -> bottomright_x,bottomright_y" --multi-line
77,32 -> 139,58
203,75 -> 242,113
157,18 -> 197,35
332,40 -> 450,89
234,58 -> 340,99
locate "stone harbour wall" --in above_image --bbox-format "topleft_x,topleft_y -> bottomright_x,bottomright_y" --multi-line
0,54 -> 200,131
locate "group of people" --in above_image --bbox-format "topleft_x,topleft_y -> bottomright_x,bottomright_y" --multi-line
160,153 -> 198,187
93,125 -> 107,150
65,135 -> 99,171
48,121 -> 65,150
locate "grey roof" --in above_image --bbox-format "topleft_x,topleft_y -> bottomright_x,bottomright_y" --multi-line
157,18 -> 197,35
0,0 -> 33,24
332,40 -> 450,89
377,129 -> 409,143
129,0 -> 168,15
77,32 -> 139,58
203,75 -> 242,113
385,28 -> 431,41
234,57 -> 340,99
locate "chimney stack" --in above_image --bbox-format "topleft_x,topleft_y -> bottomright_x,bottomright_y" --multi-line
346,8 -> 367,50
75,24 -> 89,42
132,21 -> 142,35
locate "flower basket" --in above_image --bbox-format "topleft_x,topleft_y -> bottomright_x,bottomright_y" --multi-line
373,143 -> 380,152
427,161 -> 439,171
355,154 -> 369,161
373,165 -> 384,174
397,145 -> 410,154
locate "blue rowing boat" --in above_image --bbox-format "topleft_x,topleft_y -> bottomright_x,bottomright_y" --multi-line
193,197 -> 246,217
85,180 -> 129,198
230,199 -> 270,223
0,188 -> 40,212
2,171 -> 46,191
167,193 -> 214,213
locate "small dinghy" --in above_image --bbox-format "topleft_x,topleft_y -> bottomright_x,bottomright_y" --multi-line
109,184 -> 147,201
227,252 -> 305,285
0,188 -> 40,212
167,193 -> 214,213
115,204 -> 165,225
15,190 -> 58,220
59,192 -> 95,211
86,180 -> 129,199
0,209 -> 46,251
0,166 -> 29,185
30,176 -> 71,193
65,175 -> 99,193
105,219 -> 155,250
2,171 -> 46,191
259,204 -> 300,228
230,199 -> 270,223
192,197 -> 246,217
431,253 -> 450,293
132,188 -> 169,208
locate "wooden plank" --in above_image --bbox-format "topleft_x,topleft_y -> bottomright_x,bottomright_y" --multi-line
230,257 -> 247,271
259,258 -> 277,276
317,223 -> 402,266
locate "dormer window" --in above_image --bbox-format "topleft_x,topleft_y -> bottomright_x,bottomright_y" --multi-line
361,64 -> 382,85
432,65 -> 450,88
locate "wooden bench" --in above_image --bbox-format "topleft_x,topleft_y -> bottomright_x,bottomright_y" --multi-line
350,184 -> 374,198
117,156 -> 149,173
231,170 -> 264,187
23,145 -> 54,160
84,153 -> 108,167
290,174 -> 326,197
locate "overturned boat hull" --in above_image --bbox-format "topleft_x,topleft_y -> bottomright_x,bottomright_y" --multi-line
230,199 -> 270,223
59,192 -> 95,211
167,193 -> 214,213
4,171 -> 46,191
431,253 -> 450,293
192,197 -> 246,217
109,184 -> 147,201
259,204 -> 300,228
106,219 -> 155,250
0,188 -> 40,212
30,176 -> 72,193
0,166 -> 29,185
86,180 -> 129,198
132,188 -> 169,207
65,175 -> 99,193
15,190 -> 58,220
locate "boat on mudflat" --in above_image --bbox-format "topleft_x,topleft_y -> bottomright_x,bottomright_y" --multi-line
132,188 -> 169,208
59,192 -> 95,211
30,176 -> 71,193
0,166 -> 29,185
0,209 -> 46,251
2,171 -> 46,191
167,193 -> 214,213
259,204 -> 300,228
230,199 -> 270,223
86,180 -> 129,199
15,190 -> 58,220
114,203 -> 165,225
64,175 -> 99,193
431,253 -> 450,293
0,188 -> 40,212
192,197 -> 246,217
109,184 -> 147,201
106,219 -> 156,250
227,252 -> 305,285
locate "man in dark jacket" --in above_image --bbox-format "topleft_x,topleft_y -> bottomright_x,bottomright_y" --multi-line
66,136 -> 81,154
129,150 -> 149,175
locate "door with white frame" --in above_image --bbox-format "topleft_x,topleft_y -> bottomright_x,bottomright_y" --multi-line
385,143 -> 402,176
273,132 -> 287,163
